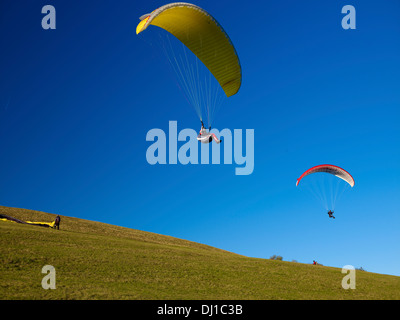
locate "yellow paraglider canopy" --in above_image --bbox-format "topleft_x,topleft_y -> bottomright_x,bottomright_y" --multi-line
0,214 -> 55,228
136,2 -> 241,98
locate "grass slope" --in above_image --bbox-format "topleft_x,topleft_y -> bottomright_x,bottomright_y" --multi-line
1,206 -> 399,300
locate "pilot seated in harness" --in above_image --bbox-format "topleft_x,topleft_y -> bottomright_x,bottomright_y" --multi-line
197,121 -> 221,144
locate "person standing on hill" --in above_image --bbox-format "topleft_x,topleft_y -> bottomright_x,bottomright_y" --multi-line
54,215 -> 61,230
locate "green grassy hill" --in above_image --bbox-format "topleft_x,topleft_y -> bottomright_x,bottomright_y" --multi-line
1,206 -> 399,300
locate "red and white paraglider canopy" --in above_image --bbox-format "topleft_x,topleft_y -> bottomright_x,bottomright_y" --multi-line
296,164 -> 355,187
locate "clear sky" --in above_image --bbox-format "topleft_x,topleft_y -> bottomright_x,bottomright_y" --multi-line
1,0 -> 399,276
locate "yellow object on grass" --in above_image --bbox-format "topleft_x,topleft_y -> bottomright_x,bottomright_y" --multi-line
0,216 -> 55,228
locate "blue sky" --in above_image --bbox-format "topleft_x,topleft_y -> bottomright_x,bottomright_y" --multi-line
1,0 -> 399,277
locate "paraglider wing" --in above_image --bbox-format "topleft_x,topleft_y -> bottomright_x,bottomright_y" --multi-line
296,164 -> 355,187
136,2 -> 242,97
0,214 -> 55,228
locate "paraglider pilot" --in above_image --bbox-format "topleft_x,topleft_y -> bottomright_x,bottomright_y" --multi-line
327,210 -> 335,219
54,215 -> 61,230
197,120 -> 221,144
